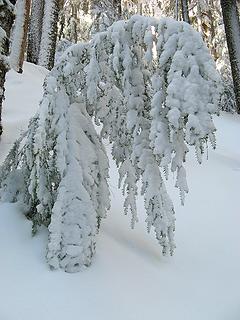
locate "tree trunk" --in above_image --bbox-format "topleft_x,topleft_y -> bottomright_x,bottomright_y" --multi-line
208,0 -> 218,61
38,0 -> 60,70
0,0 -> 14,136
181,0 -> 190,24
57,0 -> 65,41
27,0 -> 44,64
175,0 -> 179,21
70,3 -> 78,43
9,0 -> 31,73
221,0 -> 240,114
18,0 -> 31,72
58,10 -> 65,41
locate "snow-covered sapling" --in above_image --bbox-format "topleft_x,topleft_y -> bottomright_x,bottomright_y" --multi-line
0,16 -> 221,272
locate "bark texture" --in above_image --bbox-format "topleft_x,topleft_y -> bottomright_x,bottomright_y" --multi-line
221,0 -> 240,113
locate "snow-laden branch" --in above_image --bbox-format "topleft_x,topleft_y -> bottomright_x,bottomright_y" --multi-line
0,15 -> 221,272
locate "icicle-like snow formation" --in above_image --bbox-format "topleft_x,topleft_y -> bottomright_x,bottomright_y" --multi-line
0,16 -> 221,271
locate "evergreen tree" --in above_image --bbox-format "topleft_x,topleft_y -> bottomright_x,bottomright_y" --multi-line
0,16 -> 221,272
220,0 -> 240,114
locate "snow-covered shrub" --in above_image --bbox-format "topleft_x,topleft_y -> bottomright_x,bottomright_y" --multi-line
0,16 -> 221,272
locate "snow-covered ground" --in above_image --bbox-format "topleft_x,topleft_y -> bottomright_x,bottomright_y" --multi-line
0,63 -> 240,320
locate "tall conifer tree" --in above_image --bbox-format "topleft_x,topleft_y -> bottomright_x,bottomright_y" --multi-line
221,0 -> 240,114
0,0 -> 14,135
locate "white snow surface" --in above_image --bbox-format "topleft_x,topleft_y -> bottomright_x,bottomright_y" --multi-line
0,62 -> 240,319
